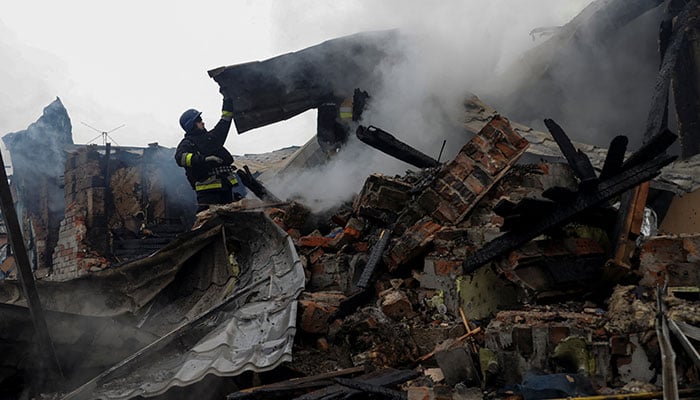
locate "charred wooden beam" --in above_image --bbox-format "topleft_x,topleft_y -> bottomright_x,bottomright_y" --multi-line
291,368 -> 420,400
544,119 -> 597,188
328,287 -> 375,322
599,136 -> 628,181
237,165 -> 281,202
356,125 -> 440,169
605,181 -> 650,276
542,186 -> 578,204
0,151 -> 63,389
621,129 -> 677,171
333,377 -> 407,399
462,147 -> 676,273
645,1 -> 694,143
227,366 -> 366,400
104,142 -> 112,257
582,0 -> 664,42
495,198 -> 558,232
672,0 -> 700,158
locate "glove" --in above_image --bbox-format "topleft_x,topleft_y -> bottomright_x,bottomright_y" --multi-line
205,155 -> 224,164
221,98 -> 234,120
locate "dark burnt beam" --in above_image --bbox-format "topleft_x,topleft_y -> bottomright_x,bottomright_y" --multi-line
576,0 -> 664,43
621,129 -> 677,171
291,369 -> 419,400
673,12 -> 700,158
333,377 -> 407,400
463,150 -> 676,273
0,152 -> 63,389
599,136 -> 628,181
544,119 -> 597,187
604,2 -> 694,279
645,1 -> 694,143
496,198 -> 558,232
237,165 -> 281,203
356,125 -> 440,169
606,181 -> 650,275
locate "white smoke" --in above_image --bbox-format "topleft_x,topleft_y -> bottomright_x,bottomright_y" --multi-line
264,0 -> 596,211
0,23 -> 70,136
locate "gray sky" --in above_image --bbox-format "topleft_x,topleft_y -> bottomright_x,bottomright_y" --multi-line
0,0 -> 593,155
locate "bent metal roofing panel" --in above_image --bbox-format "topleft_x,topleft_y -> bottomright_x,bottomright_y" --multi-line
62,210 -> 305,400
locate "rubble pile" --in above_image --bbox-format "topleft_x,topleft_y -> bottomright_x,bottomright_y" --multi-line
2,1 -> 700,398
244,114 -> 700,399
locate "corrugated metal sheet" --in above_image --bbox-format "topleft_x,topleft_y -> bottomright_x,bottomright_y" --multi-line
0,224 -> 223,316
61,210 -> 304,399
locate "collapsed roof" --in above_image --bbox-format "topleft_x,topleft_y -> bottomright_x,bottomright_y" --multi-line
1,0 -> 700,398
208,30 -> 400,134
1,210 -> 304,399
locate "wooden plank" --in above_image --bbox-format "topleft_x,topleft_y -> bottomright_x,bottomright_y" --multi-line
228,366 -> 366,399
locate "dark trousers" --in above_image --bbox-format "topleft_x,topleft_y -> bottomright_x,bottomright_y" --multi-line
196,189 -> 233,212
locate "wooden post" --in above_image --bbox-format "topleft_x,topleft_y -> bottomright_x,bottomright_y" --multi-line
0,151 -> 63,389
605,181 -> 651,278
104,143 -> 111,257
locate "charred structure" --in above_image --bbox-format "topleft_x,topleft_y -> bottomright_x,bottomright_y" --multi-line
2,1 -> 700,399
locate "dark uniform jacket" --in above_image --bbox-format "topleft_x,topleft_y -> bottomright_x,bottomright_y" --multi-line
174,118 -> 234,190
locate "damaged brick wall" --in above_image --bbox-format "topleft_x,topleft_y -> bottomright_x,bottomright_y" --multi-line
50,144 -> 194,281
52,147 -> 108,280
379,116 -> 529,272
52,203 -> 109,280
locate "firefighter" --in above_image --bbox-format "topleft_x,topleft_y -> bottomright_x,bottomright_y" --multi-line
175,97 -> 246,212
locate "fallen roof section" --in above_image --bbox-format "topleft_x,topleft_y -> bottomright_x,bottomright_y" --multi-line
208,30 -> 400,134
62,209 -> 305,399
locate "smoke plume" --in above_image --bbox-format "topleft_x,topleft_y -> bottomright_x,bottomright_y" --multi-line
265,0 -> 639,211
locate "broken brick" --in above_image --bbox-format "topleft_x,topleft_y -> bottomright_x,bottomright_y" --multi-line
639,233 -> 700,287
435,347 -> 478,386
300,290 -> 347,307
353,173 -> 413,215
386,217 -> 442,271
264,207 -> 285,220
422,116 -> 528,225
308,247 -> 325,264
352,241 -> 369,252
308,254 -> 352,293
380,289 -> 414,320
298,300 -> 338,334
407,386 -> 433,400
299,235 -> 333,248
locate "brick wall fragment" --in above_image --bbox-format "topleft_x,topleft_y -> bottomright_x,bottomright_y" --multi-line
426,115 -> 529,225
639,233 -> 700,288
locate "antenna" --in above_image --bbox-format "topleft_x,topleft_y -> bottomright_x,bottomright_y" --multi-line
82,122 -> 125,146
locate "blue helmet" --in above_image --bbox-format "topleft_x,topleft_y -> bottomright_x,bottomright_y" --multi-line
179,109 -> 202,132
